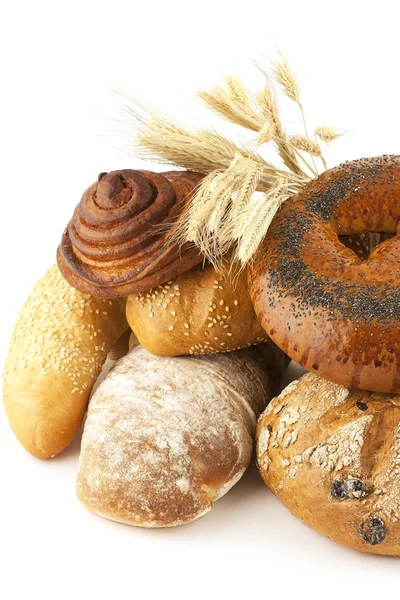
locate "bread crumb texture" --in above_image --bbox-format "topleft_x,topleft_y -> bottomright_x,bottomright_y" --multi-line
256,372 -> 400,555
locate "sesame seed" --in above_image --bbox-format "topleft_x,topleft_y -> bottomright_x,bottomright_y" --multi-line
184,323 -> 189,329
184,332 -> 189,337
169,326 -> 174,331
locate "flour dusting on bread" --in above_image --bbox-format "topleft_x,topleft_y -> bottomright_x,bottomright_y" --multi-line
256,372 -> 400,555
77,343 -> 286,527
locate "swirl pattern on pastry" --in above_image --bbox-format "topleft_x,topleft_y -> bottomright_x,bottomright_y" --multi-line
57,169 -> 204,297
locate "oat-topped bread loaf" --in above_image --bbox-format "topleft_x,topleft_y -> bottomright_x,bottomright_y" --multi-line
126,260 -> 267,356
77,343 -> 288,527
256,373 -> 400,556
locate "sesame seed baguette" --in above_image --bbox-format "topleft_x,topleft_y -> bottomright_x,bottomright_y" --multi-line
2,265 -> 128,459
256,373 -> 400,556
77,343 -> 288,527
126,261 -> 268,357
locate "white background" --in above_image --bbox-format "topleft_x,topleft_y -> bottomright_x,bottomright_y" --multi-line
1,1 -> 400,597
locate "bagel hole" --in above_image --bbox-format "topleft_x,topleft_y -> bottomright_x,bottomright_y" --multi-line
339,232 -> 393,261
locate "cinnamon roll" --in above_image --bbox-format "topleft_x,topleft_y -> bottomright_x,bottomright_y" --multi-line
57,170 -> 204,297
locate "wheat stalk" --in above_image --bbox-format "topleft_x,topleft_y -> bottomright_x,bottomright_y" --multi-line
235,178 -> 288,265
198,88 -> 262,131
290,135 -> 322,156
272,54 -> 301,105
224,75 -> 249,105
315,126 -> 343,142
119,56 -> 341,268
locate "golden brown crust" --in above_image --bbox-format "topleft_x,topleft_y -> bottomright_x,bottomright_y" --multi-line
57,170 -> 204,297
126,261 -> 268,356
2,265 -> 128,459
256,373 -> 400,556
77,343 -> 287,527
249,155 -> 400,393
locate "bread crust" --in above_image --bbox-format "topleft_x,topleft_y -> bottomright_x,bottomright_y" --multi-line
77,343 -> 287,527
57,170 -> 204,297
126,261 -> 268,356
256,372 -> 400,555
2,265 -> 127,458
249,155 -> 400,393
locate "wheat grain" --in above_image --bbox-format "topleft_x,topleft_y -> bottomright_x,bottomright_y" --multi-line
236,178 -> 288,265
272,54 -> 301,105
315,126 -> 343,142
257,121 -> 275,144
290,135 -> 322,157
198,88 -> 261,131
224,75 -> 249,105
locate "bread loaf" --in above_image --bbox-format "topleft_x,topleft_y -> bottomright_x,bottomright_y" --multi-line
126,261 -> 268,356
256,372 -> 400,556
77,343 -> 288,527
2,265 -> 128,459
